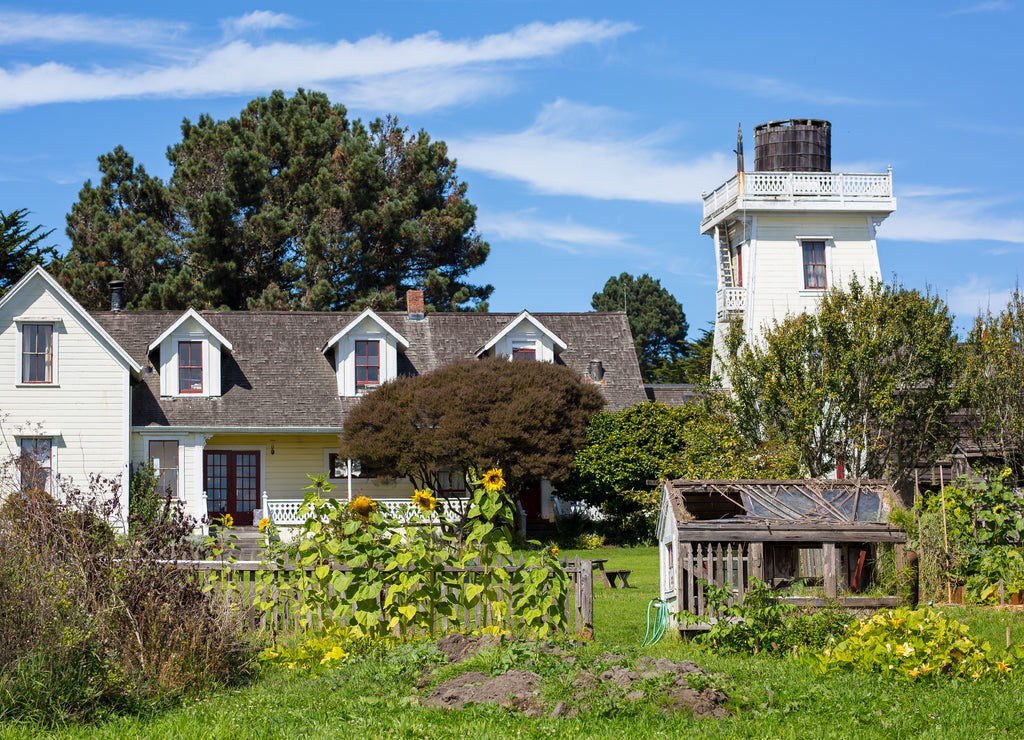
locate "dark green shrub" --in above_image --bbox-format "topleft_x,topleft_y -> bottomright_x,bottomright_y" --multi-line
0,474 -> 253,727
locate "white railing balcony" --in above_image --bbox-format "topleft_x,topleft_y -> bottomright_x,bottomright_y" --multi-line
716,287 -> 746,319
701,169 -> 895,229
265,496 -> 470,526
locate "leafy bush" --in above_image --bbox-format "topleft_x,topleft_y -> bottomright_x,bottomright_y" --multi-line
685,579 -> 854,655
808,607 -> 1021,681
0,475 -> 252,726
573,532 -> 606,550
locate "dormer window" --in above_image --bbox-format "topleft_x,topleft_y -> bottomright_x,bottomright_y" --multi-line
355,340 -> 380,387
178,341 -> 203,393
149,309 -> 232,399
323,309 -> 409,398
476,311 -> 566,364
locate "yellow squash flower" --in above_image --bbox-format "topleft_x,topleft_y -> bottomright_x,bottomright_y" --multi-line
412,489 -> 437,511
482,468 -> 505,492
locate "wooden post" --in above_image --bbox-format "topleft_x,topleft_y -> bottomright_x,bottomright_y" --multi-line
682,542 -> 693,614
749,542 -> 764,583
823,543 -> 837,598
579,559 -> 594,639
940,469 -> 952,603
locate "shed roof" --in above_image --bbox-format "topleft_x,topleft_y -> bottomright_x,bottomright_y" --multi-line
663,478 -> 896,524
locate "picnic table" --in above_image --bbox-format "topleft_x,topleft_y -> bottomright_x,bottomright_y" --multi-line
564,558 -> 630,589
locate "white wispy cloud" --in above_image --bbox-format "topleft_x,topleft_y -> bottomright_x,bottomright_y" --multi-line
946,274 -> 1016,320
0,10 -> 185,47
0,18 -> 636,111
477,210 -> 639,255
701,71 -> 883,106
879,193 -> 1024,244
222,11 -> 299,36
946,0 -> 1012,16
451,99 -> 732,204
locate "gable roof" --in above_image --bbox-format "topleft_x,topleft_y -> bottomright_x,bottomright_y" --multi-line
322,308 -> 410,354
147,307 -> 233,352
475,310 -> 567,357
2,266 -> 143,375
91,309 -> 646,430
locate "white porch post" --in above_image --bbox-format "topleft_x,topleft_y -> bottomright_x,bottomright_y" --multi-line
347,458 -> 353,502
261,490 -> 269,521
201,490 -> 209,537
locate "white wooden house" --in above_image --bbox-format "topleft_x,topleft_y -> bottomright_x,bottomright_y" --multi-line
0,267 -> 646,533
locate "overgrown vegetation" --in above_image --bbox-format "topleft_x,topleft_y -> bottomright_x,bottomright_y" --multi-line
682,579 -> 854,656
259,470 -> 569,671
0,477 -> 252,727
894,470 -> 1024,603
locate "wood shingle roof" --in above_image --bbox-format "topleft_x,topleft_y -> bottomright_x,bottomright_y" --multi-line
91,310 -> 646,429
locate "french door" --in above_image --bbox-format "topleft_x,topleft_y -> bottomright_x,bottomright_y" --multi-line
204,450 -> 260,526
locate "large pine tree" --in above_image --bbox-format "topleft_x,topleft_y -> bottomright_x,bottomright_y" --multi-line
56,90 -> 492,312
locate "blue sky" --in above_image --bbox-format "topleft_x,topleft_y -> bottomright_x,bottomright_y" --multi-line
1,1 -> 1022,337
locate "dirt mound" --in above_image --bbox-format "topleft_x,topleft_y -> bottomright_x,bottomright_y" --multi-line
419,648 -> 728,720
423,670 -> 545,715
434,633 -> 503,664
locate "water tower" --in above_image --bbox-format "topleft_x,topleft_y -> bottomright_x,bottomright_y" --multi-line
701,119 -> 896,380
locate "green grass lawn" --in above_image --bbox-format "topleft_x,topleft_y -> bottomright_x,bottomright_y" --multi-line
6,546 -> 1024,739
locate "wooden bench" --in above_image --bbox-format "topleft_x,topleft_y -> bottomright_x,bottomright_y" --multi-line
603,569 -> 632,589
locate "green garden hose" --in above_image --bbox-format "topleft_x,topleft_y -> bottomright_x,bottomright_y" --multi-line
641,598 -> 669,647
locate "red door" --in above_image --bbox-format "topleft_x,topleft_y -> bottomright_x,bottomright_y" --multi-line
520,479 -> 544,523
204,451 -> 260,526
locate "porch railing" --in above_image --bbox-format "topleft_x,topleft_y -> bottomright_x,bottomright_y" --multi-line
263,496 -> 471,526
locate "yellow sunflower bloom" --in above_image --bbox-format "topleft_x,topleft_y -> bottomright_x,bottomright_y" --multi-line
222,513 -> 234,528
482,468 -> 505,492
258,516 -> 271,531
412,489 -> 437,511
350,496 -> 376,518
549,545 -> 560,558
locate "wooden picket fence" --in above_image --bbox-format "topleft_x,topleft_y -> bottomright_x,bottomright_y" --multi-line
174,555 -> 595,637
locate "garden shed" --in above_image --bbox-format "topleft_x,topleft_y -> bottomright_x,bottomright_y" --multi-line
655,479 -> 907,629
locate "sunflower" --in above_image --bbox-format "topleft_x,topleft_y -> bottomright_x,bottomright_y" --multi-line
412,489 -> 437,511
258,516 -> 271,532
993,505 -> 1005,516
350,496 -> 376,518
549,545 -> 560,558
482,468 -> 505,492
222,513 -> 234,528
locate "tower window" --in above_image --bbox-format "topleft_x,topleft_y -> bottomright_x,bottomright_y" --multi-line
802,240 -> 827,289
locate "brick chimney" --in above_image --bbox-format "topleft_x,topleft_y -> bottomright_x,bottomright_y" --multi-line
406,289 -> 425,320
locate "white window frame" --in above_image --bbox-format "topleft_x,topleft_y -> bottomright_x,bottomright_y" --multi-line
14,319 -> 61,386
797,236 -> 834,294
17,436 -> 54,494
147,437 -> 184,500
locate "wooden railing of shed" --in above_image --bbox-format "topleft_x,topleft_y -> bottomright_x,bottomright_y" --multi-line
173,556 -> 595,637
678,540 -> 901,627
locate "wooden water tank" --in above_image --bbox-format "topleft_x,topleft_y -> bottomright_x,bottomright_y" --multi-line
754,119 -> 831,172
